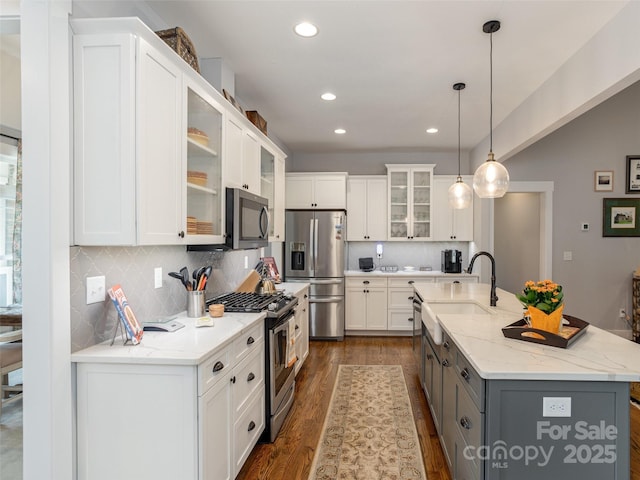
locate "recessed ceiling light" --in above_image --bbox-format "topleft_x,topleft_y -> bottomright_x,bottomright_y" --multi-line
334,128 -> 346,135
294,22 -> 318,37
426,127 -> 438,134
321,92 -> 336,101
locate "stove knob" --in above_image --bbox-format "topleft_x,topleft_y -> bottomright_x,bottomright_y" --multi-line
267,302 -> 278,312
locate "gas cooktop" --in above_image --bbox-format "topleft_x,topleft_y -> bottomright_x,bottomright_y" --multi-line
207,291 -> 297,317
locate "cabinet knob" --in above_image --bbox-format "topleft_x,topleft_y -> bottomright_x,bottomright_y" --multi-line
304,294 -> 308,299
443,341 -> 450,350
442,359 -> 450,367
426,353 -> 433,360
247,372 -> 255,382
230,376 -> 236,384
460,416 -> 472,430
248,421 -> 256,432
460,367 -> 470,381
212,361 -> 224,373
246,336 -> 255,345
178,231 -> 185,238
295,324 -> 300,330
408,296 -> 413,300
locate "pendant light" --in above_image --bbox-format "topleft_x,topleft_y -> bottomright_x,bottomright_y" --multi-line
473,20 -> 509,198
448,82 -> 472,209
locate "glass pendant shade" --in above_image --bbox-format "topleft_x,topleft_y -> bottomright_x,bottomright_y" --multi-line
448,176 -> 473,209
473,152 -> 510,198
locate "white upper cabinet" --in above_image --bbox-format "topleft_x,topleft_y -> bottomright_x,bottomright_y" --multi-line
386,164 -> 435,241
432,175 -> 474,241
347,176 -> 387,241
285,172 -> 347,209
73,30 -> 185,245
72,17 -> 283,247
224,114 -> 261,195
260,146 -> 286,241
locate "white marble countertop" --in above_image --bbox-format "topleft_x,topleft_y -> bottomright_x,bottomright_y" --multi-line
71,311 -> 266,366
345,269 -> 478,278
414,282 -> 640,382
72,284 -> 309,366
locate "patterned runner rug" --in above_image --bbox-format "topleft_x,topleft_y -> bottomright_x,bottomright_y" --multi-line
309,364 -> 427,480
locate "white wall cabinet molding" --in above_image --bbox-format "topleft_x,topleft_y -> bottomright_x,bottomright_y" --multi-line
386,164 -> 435,241
346,176 -> 387,241
285,172 -> 348,209
261,146 -> 286,241
432,175 -> 474,241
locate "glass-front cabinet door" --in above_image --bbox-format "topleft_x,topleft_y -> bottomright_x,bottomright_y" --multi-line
411,169 -> 432,239
184,80 -> 224,244
386,165 -> 434,240
389,170 -> 409,239
260,146 -> 275,237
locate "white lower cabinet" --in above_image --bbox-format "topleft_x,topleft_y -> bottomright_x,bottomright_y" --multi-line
388,277 -> 432,332
346,277 -> 388,330
293,286 -> 310,375
75,321 -> 265,480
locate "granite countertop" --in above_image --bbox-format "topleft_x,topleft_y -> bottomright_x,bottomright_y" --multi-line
414,282 -> 640,382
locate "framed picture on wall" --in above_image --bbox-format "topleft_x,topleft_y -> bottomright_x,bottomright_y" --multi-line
625,155 -> 640,193
603,198 -> 640,237
594,171 -> 614,191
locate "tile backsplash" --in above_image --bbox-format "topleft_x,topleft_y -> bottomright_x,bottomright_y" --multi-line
70,246 -> 261,352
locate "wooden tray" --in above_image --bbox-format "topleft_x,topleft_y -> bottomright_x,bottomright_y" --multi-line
502,314 -> 589,348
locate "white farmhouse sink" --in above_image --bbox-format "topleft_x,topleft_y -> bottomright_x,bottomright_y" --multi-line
422,302 -> 491,345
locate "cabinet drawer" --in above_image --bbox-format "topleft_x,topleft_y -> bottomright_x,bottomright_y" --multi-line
455,374 -> 483,452
233,322 -> 264,363
388,277 -> 426,288
388,289 -> 415,309
388,310 -> 414,331
232,347 -> 265,416
345,277 -> 387,288
454,427 -> 481,480
233,385 -> 265,473
198,347 -> 231,395
455,350 -> 485,412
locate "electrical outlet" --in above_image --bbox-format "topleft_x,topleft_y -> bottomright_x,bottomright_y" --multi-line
563,251 -> 572,261
154,267 -> 162,289
244,255 -> 249,269
543,397 -> 571,417
619,308 -> 627,319
86,276 -> 106,304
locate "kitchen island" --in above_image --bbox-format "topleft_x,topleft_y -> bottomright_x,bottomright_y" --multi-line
415,282 -> 640,480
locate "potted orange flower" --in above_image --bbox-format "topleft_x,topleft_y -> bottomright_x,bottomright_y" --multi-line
515,280 -> 564,333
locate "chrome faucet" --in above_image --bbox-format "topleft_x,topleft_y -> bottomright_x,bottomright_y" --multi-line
466,251 -> 498,307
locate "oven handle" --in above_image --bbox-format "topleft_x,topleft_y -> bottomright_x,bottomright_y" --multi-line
308,279 -> 343,285
272,310 -> 295,332
309,296 -> 343,303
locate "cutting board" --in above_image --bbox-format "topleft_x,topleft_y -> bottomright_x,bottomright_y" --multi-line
235,270 -> 260,293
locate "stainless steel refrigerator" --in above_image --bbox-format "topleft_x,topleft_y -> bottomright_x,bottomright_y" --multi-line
284,210 -> 346,340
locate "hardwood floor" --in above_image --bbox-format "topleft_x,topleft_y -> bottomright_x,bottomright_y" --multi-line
237,336 -> 640,480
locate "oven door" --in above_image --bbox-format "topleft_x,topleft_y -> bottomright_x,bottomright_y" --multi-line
269,311 -> 295,415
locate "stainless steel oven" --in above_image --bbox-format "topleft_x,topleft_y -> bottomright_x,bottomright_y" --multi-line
207,291 -> 298,442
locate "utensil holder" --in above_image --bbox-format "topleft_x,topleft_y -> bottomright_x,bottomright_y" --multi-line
187,290 -> 205,317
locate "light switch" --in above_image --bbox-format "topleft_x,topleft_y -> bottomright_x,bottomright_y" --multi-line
563,251 -> 572,261
86,276 -> 106,304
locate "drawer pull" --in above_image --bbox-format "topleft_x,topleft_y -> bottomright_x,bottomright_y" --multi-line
247,372 -> 255,382
426,354 -> 433,360
212,361 -> 224,373
460,416 -> 472,430
460,367 -> 470,381
442,359 -> 450,367
408,280 -> 415,284
230,376 -> 236,384
363,280 -> 370,285
246,336 -> 255,345
408,317 -> 413,322
248,421 -> 256,432
443,341 -> 450,351
453,280 -> 460,284
408,296 -> 414,300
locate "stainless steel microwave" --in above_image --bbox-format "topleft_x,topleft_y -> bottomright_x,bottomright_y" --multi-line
224,187 -> 270,250
187,187 -> 269,251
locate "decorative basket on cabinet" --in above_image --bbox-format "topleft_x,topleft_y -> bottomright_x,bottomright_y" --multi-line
155,27 -> 200,73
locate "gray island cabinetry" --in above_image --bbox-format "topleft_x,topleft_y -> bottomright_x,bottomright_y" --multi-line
416,282 -> 640,480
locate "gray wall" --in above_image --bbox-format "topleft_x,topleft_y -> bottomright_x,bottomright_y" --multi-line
502,80 -> 640,332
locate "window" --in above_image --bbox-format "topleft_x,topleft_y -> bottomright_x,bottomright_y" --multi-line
0,133 -> 19,306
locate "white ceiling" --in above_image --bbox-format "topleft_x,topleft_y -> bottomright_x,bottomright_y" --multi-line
71,1 -> 630,155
